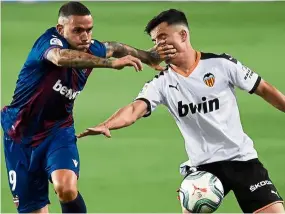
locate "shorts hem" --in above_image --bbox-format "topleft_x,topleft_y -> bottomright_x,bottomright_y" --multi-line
18,200 -> 50,213
48,167 -> 79,183
253,200 -> 284,213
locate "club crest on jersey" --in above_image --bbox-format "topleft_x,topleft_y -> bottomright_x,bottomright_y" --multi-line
203,73 -> 215,87
13,195 -> 19,208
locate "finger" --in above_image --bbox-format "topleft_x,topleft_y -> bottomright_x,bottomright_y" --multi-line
167,53 -> 177,58
161,44 -> 175,50
162,49 -> 177,55
126,55 -> 141,62
86,127 -> 102,133
77,129 -> 90,138
127,56 -> 143,71
104,129 -> 112,138
128,60 -> 139,72
157,40 -> 166,46
157,44 -> 174,52
131,58 -> 143,71
158,53 -> 177,60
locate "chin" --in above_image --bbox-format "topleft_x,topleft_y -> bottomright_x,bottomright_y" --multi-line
165,59 -> 173,64
77,45 -> 90,52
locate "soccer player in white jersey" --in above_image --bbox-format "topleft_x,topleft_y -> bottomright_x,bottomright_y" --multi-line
78,9 -> 285,213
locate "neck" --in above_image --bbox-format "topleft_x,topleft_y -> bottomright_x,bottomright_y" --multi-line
170,47 -> 199,76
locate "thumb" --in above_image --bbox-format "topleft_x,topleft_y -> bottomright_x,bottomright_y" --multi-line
76,129 -> 90,138
103,128 -> 112,138
153,64 -> 166,71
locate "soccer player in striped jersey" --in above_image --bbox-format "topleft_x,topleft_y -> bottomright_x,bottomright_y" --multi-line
1,2 -> 176,213
78,9 -> 285,213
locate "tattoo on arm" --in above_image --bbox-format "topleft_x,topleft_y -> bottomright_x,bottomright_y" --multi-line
104,41 -> 159,65
46,48 -> 113,68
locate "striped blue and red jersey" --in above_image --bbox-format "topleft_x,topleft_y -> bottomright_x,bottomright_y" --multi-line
1,27 -> 106,146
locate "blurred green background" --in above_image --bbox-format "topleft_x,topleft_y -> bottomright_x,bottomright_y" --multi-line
1,1 -> 285,213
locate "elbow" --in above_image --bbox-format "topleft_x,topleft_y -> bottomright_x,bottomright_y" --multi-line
53,58 -> 62,67
53,49 -> 72,67
275,96 -> 285,113
124,116 -> 137,126
55,50 -> 68,67
48,49 -> 64,67
281,96 -> 285,112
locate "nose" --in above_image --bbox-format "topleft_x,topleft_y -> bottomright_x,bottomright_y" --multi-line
156,38 -> 166,46
81,31 -> 88,42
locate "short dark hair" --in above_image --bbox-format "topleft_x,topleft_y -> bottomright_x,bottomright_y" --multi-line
145,9 -> 189,35
58,1 -> 91,17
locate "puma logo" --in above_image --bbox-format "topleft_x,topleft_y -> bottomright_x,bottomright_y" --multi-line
169,83 -> 179,91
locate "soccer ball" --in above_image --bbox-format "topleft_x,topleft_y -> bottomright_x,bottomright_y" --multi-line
178,171 -> 224,213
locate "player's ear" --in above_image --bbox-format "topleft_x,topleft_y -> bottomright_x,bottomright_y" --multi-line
180,30 -> 188,42
56,24 -> 64,36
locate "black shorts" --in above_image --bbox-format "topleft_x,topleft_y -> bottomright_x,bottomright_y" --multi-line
184,158 -> 283,213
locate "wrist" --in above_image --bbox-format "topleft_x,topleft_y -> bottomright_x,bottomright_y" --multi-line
148,50 -> 160,64
102,122 -> 110,129
105,58 -> 114,68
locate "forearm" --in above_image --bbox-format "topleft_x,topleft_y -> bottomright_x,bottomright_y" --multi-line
99,106 -> 137,130
57,49 -> 113,68
104,42 -> 156,65
101,101 -> 148,130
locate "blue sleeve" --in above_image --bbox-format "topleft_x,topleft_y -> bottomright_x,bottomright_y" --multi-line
31,32 -> 69,61
89,39 -> 107,58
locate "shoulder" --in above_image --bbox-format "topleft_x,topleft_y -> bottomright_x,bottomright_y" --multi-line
147,67 -> 170,84
200,52 -> 238,64
89,39 -> 107,58
34,27 -> 68,48
199,52 -> 243,73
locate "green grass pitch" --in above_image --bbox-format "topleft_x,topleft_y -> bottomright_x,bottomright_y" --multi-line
1,1 -> 285,213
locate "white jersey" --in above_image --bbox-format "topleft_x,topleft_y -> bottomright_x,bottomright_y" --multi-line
135,52 -> 261,166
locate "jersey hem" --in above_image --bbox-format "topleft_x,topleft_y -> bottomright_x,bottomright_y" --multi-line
249,76 -> 262,94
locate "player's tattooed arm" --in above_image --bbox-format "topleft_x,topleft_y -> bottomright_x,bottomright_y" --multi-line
254,79 -> 285,112
103,41 -> 176,71
77,100 -> 148,138
46,48 -> 142,71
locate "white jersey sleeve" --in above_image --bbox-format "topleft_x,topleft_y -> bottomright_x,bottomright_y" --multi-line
135,72 -> 165,117
224,54 -> 261,94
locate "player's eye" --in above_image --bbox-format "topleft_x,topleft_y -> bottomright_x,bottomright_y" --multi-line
73,28 -> 82,34
157,33 -> 167,41
86,28 -> 92,33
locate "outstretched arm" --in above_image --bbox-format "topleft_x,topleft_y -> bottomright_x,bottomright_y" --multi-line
77,100 -> 149,138
254,79 -> 285,112
223,54 -> 285,113
46,48 -> 142,71
103,40 -> 176,71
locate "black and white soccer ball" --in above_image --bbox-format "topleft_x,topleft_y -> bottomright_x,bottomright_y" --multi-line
178,171 -> 224,213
